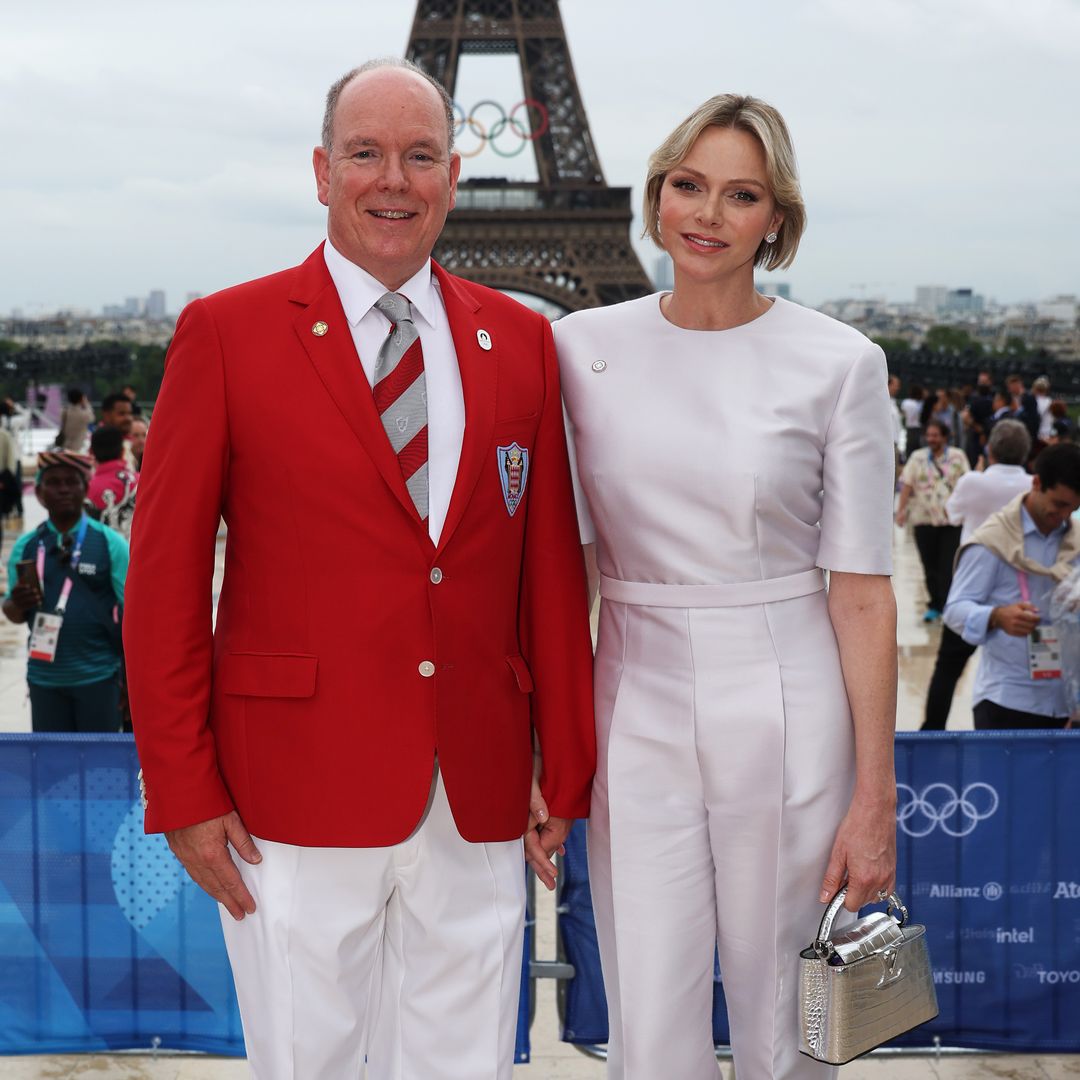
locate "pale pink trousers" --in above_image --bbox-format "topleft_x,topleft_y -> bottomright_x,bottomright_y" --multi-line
589,584 -> 853,1079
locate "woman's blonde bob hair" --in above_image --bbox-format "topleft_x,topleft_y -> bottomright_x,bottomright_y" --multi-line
642,94 -> 806,272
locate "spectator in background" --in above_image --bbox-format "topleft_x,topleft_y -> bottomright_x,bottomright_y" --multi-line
964,371 -> 995,467
100,392 -> 134,437
1048,403 -> 1075,446
88,426 -> 138,537
0,400 -> 23,518
945,443 -> 1080,730
888,375 -> 903,475
129,419 -> 148,470
2,451 -> 128,732
989,388 -> 1015,431
1006,374 -> 1040,442
57,388 -> 94,452
922,420 -> 1033,729
900,384 -> 925,459
100,391 -> 137,471
121,385 -> 142,418
1033,377 -> 1053,449
896,418 -> 970,621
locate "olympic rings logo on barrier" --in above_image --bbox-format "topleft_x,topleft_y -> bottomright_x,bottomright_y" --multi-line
896,782 -> 999,837
452,99 -> 549,158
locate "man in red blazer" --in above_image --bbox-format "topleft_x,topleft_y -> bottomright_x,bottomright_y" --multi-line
125,58 -> 595,1079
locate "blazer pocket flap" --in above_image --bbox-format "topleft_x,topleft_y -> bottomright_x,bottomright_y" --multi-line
505,654 -> 534,694
219,652 -> 318,698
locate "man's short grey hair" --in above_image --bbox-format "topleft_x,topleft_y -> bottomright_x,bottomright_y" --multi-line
321,57 -> 455,154
988,418 -> 1031,466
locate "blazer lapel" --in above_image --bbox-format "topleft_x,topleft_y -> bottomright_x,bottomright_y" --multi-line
290,245 -> 426,531
434,263 -> 497,556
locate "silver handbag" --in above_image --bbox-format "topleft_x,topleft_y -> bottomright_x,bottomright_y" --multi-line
798,886 -> 939,1065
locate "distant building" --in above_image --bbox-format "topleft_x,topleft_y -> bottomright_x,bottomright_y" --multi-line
945,288 -> 984,316
653,253 -> 674,292
758,281 -> 791,301
1037,295 -> 1078,324
915,285 -> 950,315
122,296 -> 143,317
146,289 -> 166,318
184,291 -> 202,307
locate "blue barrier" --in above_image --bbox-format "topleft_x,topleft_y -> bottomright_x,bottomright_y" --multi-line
559,732 -> 1080,1054
0,734 -> 531,1062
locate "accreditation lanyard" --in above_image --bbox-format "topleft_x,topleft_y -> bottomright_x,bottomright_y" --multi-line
37,516 -> 89,616
1018,570 -> 1062,681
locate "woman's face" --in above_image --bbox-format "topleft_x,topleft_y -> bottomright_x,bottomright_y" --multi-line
657,126 -> 783,288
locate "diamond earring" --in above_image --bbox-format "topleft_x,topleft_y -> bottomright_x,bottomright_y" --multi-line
765,231 -> 778,244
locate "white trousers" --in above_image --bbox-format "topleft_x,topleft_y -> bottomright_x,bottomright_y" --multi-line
220,770 -> 526,1080
589,590 -> 854,1080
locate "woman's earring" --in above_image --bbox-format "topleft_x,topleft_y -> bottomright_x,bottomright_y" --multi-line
765,231 -> 778,244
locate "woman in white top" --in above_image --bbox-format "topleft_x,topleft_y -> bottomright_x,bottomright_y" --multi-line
554,95 -> 898,1079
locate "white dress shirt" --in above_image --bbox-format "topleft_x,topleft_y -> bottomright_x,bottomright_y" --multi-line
947,464 -> 1033,544
323,240 -> 465,545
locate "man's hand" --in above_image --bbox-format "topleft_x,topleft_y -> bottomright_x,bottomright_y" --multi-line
523,778 -> 572,891
165,811 -> 262,920
8,582 -> 42,617
990,602 -> 1040,637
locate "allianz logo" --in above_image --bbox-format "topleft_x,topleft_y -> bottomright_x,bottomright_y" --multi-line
922,882 -> 1003,901
1054,882 -> 1080,899
896,782 -> 998,838
934,970 -> 986,985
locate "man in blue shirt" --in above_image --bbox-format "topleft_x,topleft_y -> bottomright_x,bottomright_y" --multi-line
2,451 -> 129,731
945,443 -> 1080,729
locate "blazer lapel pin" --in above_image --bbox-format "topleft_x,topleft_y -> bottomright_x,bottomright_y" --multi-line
312,320 -> 329,337
477,328 -> 492,351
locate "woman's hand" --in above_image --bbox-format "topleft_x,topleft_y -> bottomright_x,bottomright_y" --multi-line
819,792 -> 897,911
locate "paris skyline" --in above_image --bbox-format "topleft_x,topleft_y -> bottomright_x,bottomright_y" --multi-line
2,0 -> 1076,313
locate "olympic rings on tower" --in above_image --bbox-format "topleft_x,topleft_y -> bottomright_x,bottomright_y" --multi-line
452,99 -> 549,158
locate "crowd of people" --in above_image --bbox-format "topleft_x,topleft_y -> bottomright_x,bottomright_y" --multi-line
1,386 -> 145,734
889,372 -> 1080,731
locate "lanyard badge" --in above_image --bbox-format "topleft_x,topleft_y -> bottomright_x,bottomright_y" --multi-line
28,517 -> 89,664
1018,570 -> 1062,681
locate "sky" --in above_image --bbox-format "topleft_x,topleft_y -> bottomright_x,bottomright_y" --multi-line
2,0 -> 1078,314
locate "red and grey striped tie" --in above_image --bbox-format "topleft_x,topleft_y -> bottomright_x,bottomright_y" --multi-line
373,292 -> 428,521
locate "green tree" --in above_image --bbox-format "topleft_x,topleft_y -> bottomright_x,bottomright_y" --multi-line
923,325 -> 983,355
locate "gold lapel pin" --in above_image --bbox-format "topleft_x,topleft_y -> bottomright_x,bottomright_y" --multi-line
477,328 -> 492,351
312,320 -> 329,337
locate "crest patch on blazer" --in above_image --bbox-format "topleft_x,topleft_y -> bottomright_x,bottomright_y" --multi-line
497,443 -> 530,517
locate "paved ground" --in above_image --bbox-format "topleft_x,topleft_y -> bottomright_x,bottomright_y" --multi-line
2,503 -> 1076,1077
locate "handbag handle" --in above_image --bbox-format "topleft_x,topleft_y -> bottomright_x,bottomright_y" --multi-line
813,885 -> 909,958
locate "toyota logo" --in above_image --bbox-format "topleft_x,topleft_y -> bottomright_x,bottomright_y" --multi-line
896,782 -> 999,837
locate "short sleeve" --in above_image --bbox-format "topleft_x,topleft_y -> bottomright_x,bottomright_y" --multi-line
562,401 -> 596,545
817,343 -> 895,575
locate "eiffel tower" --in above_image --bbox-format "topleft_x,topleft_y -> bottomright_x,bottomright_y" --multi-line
406,0 -> 653,312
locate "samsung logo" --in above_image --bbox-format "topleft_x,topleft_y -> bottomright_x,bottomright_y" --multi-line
934,970 -> 987,985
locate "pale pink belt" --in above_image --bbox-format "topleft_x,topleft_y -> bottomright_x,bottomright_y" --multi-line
599,568 -> 825,609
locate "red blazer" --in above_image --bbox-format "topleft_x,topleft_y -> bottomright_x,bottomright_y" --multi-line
125,247 -> 595,846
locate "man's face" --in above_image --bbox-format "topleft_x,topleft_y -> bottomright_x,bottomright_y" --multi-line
103,400 -> 133,435
888,376 -> 900,398
37,467 -> 86,517
925,425 -> 946,453
977,373 -> 992,389
130,420 -> 148,457
313,68 -> 460,290
1027,479 -> 1080,534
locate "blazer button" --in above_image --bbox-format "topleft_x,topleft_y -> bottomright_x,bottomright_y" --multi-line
429,567 -> 443,584
418,661 -> 436,678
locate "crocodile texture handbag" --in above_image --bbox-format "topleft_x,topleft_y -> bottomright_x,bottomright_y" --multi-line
798,886 -> 939,1064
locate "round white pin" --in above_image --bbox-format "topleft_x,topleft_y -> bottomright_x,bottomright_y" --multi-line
477,329 -> 492,351
591,360 -> 607,373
